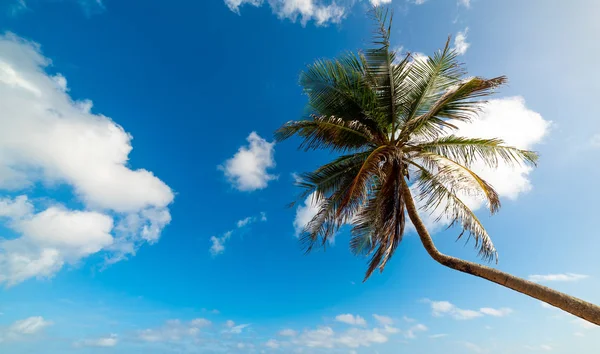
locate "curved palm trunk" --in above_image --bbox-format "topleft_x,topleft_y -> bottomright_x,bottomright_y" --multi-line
400,182 -> 600,326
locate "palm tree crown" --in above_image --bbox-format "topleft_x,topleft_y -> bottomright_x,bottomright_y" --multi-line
275,9 -> 537,281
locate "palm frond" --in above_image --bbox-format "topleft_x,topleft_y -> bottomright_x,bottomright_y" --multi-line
300,54 -> 384,139
410,135 -> 539,168
401,76 -> 507,140
398,38 -> 463,137
411,163 -> 498,262
275,115 -> 376,152
414,152 -> 500,214
293,151 -> 372,202
338,145 -> 395,213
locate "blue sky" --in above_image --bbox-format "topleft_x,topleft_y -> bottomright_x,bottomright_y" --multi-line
0,0 -> 599,353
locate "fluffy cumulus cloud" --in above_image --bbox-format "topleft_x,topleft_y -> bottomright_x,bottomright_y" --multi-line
335,314 -> 367,326
261,313 -> 428,350
528,273 -> 589,283
292,326 -> 388,348
0,33 -> 174,286
220,132 -> 277,192
412,97 -> 550,234
454,97 -> 550,199
424,299 -> 513,320
224,0 -> 346,26
453,27 -> 470,55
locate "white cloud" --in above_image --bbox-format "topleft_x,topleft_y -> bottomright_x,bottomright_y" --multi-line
8,316 -> 52,335
293,192 -> 321,236
429,333 -> 448,338
425,300 -> 512,320
138,318 -> 211,342
574,332 -> 584,337
224,0 -> 346,26
224,0 -> 262,14
210,212 -> 267,256
237,216 -> 254,228
335,327 -> 387,348
0,33 -> 174,285
292,325 -> 390,349
372,314 -> 393,326
220,132 -> 276,191
479,307 -> 513,317
425,97 -> 550,222
279,328 -> 298,336
453,27 -> 470,55
265,339 -> 280,348
210,232 -> 231,256
335,314 -> 367,326
75,334 -> 118,347
404,323 -> 427,339
414,0 -> 427,4
370,0 -> 392,6
528,273 -> 589,283
224,322 -> 251,334
458,0 -> 470,8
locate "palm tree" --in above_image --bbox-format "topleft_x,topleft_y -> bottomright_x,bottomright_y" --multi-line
275,8 -> 600,325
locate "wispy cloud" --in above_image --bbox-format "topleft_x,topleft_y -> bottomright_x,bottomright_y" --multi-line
210,213 -> 267,256
10,0 -> 106,17
404,323 -> 428,339
528,273 -> 589,283
0,316 -> 52,342
458,0 -> 471,8
278,328 -> 297,336
372,314 -> 394,326
138,318 -> 211,342
423,299 -> 513,320
453,27 -> 470,55
74,334 -> 118,348
224,320 -> 251,334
